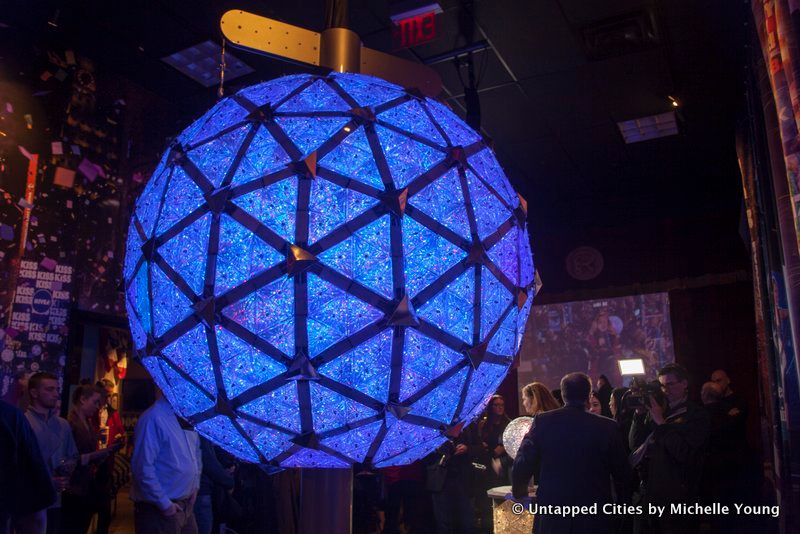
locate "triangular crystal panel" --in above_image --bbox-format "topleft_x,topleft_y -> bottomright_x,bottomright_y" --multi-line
402,217 -> 466,297
487,226 -> 520,287
487,309 -> 518,357
280,447 -> 349,468
238,382 -> 302,434
375,125 -> 445,189
417,268 -> 475,344
222,276 -> 295,357
318,329 -> 393,403
310,382 -> 378,433
400,329 -> 465,401
320,420 -> 383,463
317,215 -> 393,298
215,214 -> 284,295
409,168 -> 471,241
186,99 -> 250,148
233,176 -> 298,243
377,100 -> 446,146
155,167 -> 207,236
216,326 -> 286,398
135,165 -> 170,238
196,416 -> 260,463
161,323 -> 216,397
467,148 -> 518,208
158,212 -> 211,295
374,434 -> 448,467
158,358 -> 215,416
308,176 -> 378,244
318,127 -> 384,190
126,297 -> 147,350
187,125 -> 250,187
373,420 -> 441,463
306,274 -> 384,356
425,100 -> 482,146
124,227 -> 143,281
239,419 -> 295,461
151,266 -> 193,337
409,366 -> 469,423
480,266 -> 513,340
275,116 -> 350,157
238,75 -> 307,108
458,362 -> 509,424
277,79 -> 351,113
331,74 -> 406,108
229,126 -> 291,187
465,170 -> 512,241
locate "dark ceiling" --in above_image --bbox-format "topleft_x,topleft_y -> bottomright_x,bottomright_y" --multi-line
1,0 -> 750,293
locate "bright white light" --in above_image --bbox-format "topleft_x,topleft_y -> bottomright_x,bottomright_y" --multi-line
618,358 -> 645,376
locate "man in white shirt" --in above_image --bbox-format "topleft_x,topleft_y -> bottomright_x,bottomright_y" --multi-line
131,389 -> 202,534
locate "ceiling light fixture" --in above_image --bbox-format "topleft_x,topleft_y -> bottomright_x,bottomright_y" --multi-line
162,41 -> 254,88
617,111 -> 679,144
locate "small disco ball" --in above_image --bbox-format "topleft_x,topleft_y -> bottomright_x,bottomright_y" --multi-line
124,72 -> 535,468
502,416 -> 533,459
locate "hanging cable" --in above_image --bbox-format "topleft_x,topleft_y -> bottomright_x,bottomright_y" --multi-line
218,38 -> 227,99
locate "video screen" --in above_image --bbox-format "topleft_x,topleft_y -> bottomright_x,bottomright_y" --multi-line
518,292 -> 675,391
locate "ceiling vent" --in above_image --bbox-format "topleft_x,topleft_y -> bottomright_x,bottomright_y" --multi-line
581,11 -> 660,61
162,41 -> 254,87
617,111 -> 678,144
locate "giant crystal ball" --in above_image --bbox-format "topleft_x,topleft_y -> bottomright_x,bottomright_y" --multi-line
124,72 -> 535,468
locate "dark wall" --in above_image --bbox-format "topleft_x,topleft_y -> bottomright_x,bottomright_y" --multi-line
670,280 -> 761,450
532,213 -> 750,296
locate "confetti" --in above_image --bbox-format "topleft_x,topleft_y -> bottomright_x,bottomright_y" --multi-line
0,225 -> 13,240
78,158 -> 100,181
39,257 -> 57,271
53,167 -> 75,188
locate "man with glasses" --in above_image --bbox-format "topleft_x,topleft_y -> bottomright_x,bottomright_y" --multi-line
629,363 -> 709,534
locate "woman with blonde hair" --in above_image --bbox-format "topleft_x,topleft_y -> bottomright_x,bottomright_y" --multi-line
521,382 -> 561,416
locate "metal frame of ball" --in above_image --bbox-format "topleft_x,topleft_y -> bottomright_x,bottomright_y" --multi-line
126,73 -> 535,468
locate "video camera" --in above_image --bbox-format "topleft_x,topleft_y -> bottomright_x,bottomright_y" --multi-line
624,377 -> 664,409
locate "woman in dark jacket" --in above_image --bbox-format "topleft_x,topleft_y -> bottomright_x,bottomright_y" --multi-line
473,395 -> 512,533
63,385 -> 114,534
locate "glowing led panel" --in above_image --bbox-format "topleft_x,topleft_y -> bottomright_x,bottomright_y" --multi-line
125,72 -> 536,467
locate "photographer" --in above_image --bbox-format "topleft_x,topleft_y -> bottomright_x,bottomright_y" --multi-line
628,364 -> 709,534
425,423 -> 476,533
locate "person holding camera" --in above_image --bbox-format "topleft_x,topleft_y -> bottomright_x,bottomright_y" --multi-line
425,422 -> 476,533
628,363 -> 709,534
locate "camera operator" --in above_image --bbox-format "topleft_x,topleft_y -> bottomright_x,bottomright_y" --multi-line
424,423 -> 476,533
628,363 -> 709,534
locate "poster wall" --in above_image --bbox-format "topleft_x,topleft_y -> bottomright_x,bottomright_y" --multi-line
518,292 -> 675,391
1,259 -> 73,400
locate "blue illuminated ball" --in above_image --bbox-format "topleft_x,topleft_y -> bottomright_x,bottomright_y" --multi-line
124,73 -> 535,468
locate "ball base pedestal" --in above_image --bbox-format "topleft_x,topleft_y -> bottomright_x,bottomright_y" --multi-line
299,468 -> 353,533
488,485 -> 535,534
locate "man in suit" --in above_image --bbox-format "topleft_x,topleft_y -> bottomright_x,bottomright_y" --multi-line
511,372 -> 631,534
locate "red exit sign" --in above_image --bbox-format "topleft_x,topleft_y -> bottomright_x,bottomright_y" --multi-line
393,11 -> 438,49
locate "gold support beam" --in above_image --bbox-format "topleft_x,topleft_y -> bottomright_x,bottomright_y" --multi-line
220,10 -> 442,98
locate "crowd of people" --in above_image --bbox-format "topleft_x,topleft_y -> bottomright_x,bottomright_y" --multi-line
1,375 -> 124,534
529,296 -> 674,389
511,367 -> 760,534
1,365 -> 763,534
373,366 -> 759,534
